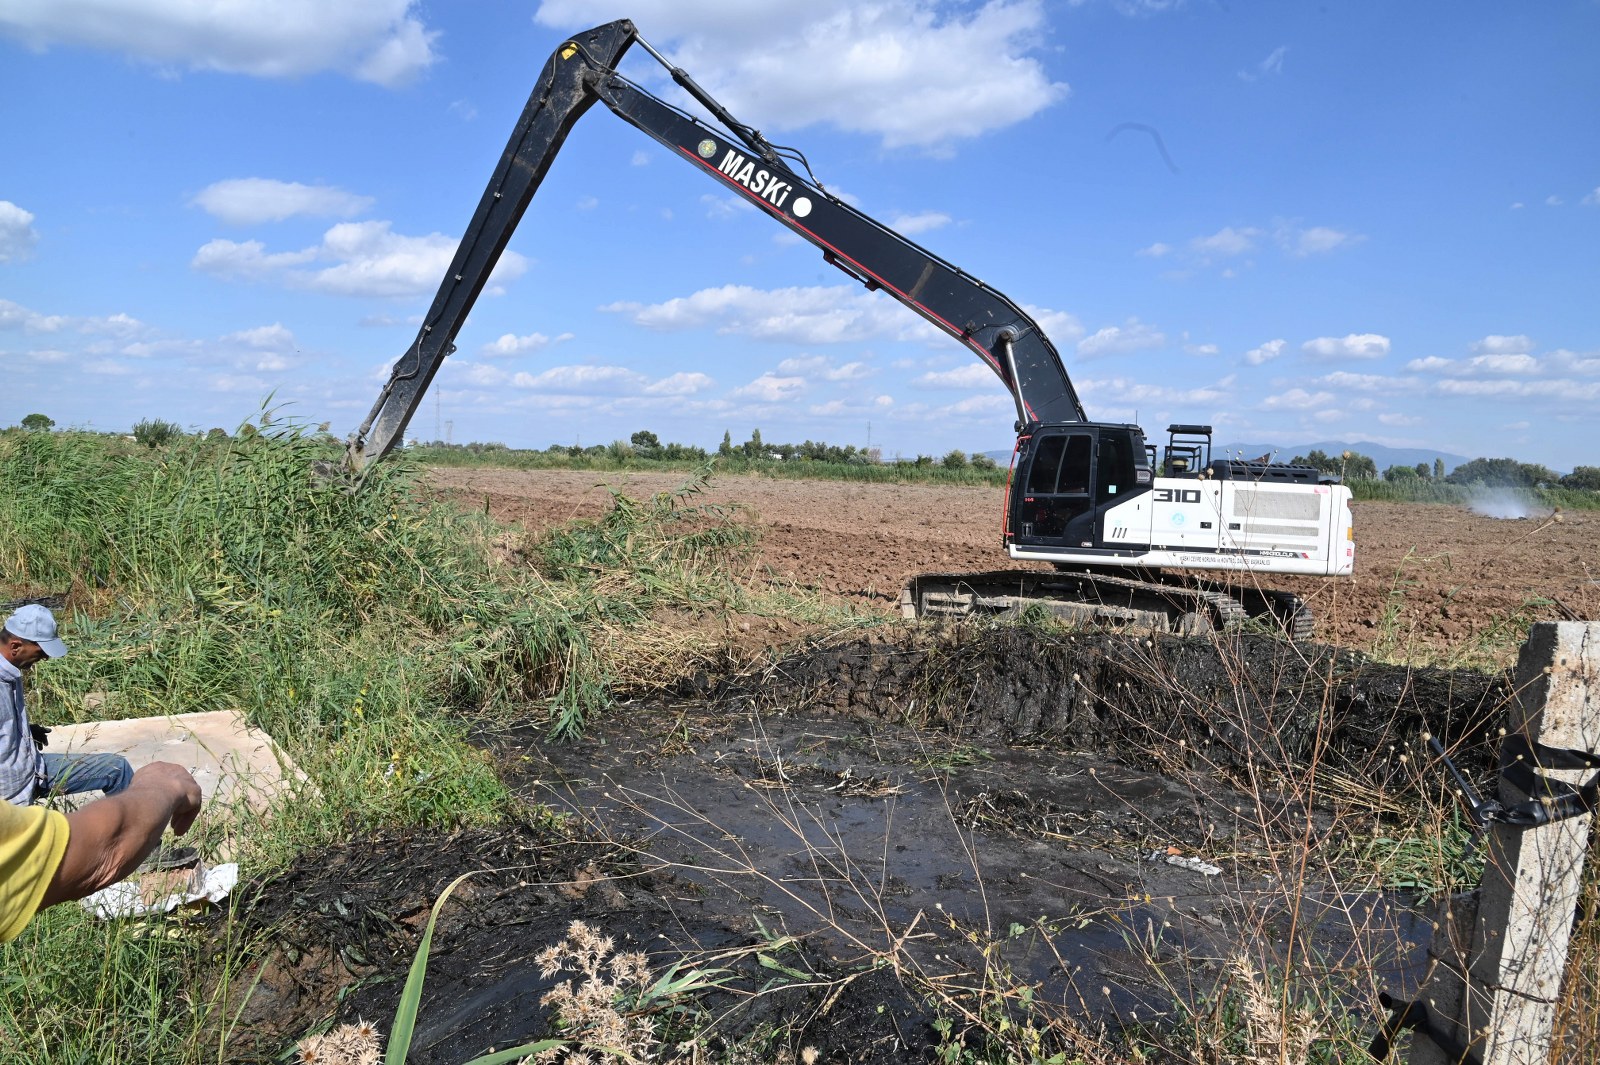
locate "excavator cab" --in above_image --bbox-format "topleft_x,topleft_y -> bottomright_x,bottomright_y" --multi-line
1009,424 -> 1147,549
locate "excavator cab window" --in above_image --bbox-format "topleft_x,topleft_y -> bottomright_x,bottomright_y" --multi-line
1096,432 -> 1135,504
1018,432 -> 1093,540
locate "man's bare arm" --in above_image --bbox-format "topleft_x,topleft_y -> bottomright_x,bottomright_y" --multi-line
40,762 -> 203,907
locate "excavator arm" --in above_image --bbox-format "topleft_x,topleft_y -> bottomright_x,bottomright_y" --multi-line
346,19 -> 1084,470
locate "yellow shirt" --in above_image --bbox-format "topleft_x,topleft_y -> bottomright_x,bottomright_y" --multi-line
0,801 -> 69,942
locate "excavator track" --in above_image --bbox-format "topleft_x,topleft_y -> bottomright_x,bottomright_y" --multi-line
899,568 -> 1310,638
1223,584 -> 1317,641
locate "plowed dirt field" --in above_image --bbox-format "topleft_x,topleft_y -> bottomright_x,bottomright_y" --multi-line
429,467 -> 1600,660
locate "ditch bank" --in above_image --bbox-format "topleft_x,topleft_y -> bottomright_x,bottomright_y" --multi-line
221,626 -> 1513,1062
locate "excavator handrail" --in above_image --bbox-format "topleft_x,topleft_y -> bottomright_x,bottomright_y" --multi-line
346,19 -> 1085,471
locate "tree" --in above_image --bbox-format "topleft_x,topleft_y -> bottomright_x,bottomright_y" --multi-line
1446,457 -> 1555,488
20,413 -> 54,431
718,430 -> 733,457
1433,457 -> 1445,480
1415,462 -> 1431,480
132,418 -> 183,448
629,429 -> 661,459
742,428 -> 763,458
1291,449 -> 1376,480
1560,466 -> 1600,491
1383,464 -> 1419,482
941,449 -> 969,470
970,452 -> 999,471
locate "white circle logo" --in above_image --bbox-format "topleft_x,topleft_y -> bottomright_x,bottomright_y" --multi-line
792,197 -> 812,218
697,139 -> 718,159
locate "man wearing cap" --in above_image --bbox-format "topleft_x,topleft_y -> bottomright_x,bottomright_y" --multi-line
1,604 -> 133,806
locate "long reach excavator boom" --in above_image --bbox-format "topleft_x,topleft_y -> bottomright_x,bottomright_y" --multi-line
346,18 -> 1355,638
346,19 -> 1083,471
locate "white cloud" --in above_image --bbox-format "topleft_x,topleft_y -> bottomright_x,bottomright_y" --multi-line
1079,374 -> 1235,408
481,331 -> 573,357
1077,317 -> 1165,358
1301,333 -> 1390,360
1471,334 -> 1533,355
1315,370 -> 1407,392
0,299 -> 63,333
914,363 -> 995,389
890,211 -> 952,235
1243,339 -> 1286,366
1547,349 -> 1600,376
1437,378 -> 1600,401
935,393 -> 1012,417
510,364 -> 650,393
224,323 -> 297,349
0,201 -> 39,262
193,179 -> 373,225
1584,187 -> 1600,207
1184,342 -> 1219,357
1147,221 -> 1361,270
1406,355 -> 1453,372
601,284 -> 942,345
700,193 -> 753,220
1238,45 -> 1286,81
1260,388 -> 1335,411
535,1 -> 1068,152
192,220 -> 528,298
1465,353 -> 1539,375
644,372 -> 715,395
1190,226 -> 1260,258
0,0 -> 438,87
1282,225 -> 1362,257
731,373 -> 807,402
1546,195 -> 1564,207
191,239 -> 317,280
1024,305 -> 1085,346
776,354 -> 872,381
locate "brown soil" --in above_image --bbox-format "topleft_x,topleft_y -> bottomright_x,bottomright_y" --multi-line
430,467 -> 1600,661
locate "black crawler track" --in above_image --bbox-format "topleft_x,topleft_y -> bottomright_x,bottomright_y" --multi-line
900,568 -> 1305,637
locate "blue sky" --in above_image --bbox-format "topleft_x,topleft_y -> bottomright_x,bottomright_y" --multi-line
2,1 -> 1596,470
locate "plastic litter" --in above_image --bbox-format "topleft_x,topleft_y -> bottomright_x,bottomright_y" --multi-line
1146,851 -> 1222,876
81,862 -> 239,920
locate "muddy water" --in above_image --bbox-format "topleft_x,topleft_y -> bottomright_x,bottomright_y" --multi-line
500,697 -> 1436,1028
233,627 -> 1504,1062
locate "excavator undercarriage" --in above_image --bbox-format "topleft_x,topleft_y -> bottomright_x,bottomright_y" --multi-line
900,568 -> 1314,639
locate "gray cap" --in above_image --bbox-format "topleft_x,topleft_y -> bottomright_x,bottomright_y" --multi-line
3,604 -> 68,658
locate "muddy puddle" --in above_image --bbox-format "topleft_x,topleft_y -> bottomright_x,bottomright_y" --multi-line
224,626 -> 1512,1062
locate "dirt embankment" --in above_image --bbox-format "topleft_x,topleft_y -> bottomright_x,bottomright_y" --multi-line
429,467 -> 1600,659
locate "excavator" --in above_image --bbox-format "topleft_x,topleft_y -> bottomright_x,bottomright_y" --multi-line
345,19 -> 1355,636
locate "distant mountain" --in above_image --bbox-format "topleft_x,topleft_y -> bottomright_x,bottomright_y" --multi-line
1214,440 -> 1471,475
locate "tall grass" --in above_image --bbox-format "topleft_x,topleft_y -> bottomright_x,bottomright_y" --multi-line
0,422 -> 811,1064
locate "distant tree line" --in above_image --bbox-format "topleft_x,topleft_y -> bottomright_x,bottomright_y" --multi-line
1286,447 -> 1598,491
16,412 -> 1595,491
542,427 -> 999,470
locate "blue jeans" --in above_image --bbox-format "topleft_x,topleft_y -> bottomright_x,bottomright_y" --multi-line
39,752 -> 133,798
